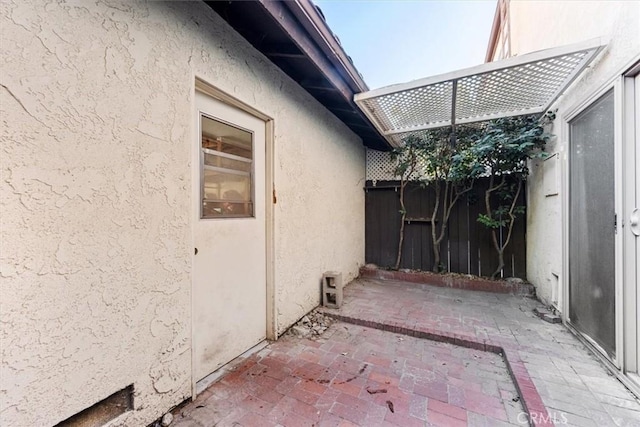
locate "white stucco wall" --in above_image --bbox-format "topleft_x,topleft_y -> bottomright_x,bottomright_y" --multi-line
0,1 -> 364,425
507,1 -> 640,305
273,105 -> 365,334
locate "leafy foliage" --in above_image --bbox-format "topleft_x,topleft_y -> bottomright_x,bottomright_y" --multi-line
391,126 -> 479,271
464,112 -> 554,278
465,113 -> 552,178
390,112 -> 554,278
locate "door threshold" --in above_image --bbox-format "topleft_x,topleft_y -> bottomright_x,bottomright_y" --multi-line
195,340 -> 269,396
624,373 -> 640,399
566,323 -> 640,399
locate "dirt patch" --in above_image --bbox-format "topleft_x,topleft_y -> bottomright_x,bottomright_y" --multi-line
285,309 -> 334,338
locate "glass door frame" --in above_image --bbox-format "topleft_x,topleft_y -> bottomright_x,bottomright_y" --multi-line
622,63 -> 640,389
561,79 -> 625,368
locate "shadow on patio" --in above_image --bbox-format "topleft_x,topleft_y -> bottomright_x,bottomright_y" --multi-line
170,278 -> 640,427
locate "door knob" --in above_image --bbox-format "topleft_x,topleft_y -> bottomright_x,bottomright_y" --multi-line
630,208 -> 640,236
195,247 -> 199,255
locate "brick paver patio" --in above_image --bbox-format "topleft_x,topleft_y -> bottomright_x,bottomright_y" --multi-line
173,278 -> 640,427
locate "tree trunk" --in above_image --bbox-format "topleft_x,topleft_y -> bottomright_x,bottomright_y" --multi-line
394,181 -> 407,271
491,250 -> 505,280
431,182 -> 442,272
491,179 -> 523,279
432,180 -> 474,273
394,149 -> 418,271
485,174 -> 506,280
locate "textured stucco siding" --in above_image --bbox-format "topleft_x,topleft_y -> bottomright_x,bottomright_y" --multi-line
511,1 -> 640,305
0,1 -> 364,426
273,104 -> 365,334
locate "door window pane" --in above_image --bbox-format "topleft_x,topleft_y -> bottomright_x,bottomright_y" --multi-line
203,152 -> 252,173
201,115 -> 253,218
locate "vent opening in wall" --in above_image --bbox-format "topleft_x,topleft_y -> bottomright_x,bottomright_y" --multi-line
54,385 -> 133,427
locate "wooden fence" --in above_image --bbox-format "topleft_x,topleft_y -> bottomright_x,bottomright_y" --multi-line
365,179 -> 527,278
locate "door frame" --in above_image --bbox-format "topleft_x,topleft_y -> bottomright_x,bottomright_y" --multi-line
561,79 -> 624,368
622,61 -> 640,387
559,55 -> 640,398
190,77 -> 277,398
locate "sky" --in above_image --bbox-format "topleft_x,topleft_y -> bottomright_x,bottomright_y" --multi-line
314,0 -> 498,89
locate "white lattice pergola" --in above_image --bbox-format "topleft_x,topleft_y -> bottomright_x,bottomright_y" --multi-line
355,39 -> 605,148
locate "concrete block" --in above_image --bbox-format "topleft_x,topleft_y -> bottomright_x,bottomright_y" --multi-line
322,271 -> 343,309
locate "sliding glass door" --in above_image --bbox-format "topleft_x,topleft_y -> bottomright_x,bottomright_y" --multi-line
568,90 -> 617,358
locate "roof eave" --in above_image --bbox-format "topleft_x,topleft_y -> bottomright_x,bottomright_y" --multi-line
283,0 -> 369,92
204,0 -> 391,151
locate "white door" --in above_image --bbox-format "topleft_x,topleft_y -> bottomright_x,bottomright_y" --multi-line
193,91 -> 267,385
